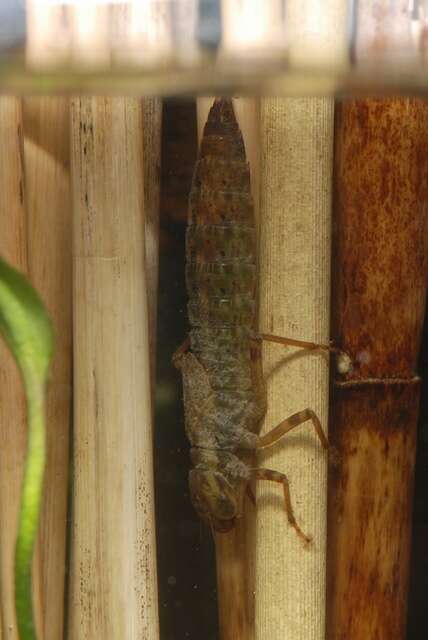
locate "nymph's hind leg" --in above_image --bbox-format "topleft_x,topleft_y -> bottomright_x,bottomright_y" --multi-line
256,333 -> 337,353
172,336 -> 190,367
253,333 -> 352,374
246,484 -> 256,506
256,409 -> 328,451
249,468 -> 311,544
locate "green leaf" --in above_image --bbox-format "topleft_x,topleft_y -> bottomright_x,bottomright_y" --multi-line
0,256 -> 53,640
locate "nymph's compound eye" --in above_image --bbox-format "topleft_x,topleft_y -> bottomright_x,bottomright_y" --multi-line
189,469 -> 237,531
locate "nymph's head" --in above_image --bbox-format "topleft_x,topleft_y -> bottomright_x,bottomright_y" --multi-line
189,468 -> 238,533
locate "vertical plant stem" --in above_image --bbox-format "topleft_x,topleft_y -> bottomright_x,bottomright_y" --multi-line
254,1 -> 346,632
214,530 -> 252,640
253,7 -> 346,639
255,96 -> 333,640
0,96 -> 44,640
142,98 -> 162,381
327,98 -> 428,640
69,96 -> 159,640
22,96 -> 72,640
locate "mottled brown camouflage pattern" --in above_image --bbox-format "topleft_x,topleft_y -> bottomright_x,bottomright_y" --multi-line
174,99 -> 266,532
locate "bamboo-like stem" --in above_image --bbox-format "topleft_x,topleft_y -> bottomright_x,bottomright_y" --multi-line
142,98 -> 162,380
214,530 -> 252,640
68,96 -> 159,639
197,97 -> 260,640
327,98 -> 428,640
0,97 -> 44,639
22,96 -> 72,640
255,97 -> 333,640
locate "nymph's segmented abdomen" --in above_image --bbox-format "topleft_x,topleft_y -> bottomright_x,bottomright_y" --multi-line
186,100 -> 257,400
177,98 -> 268,458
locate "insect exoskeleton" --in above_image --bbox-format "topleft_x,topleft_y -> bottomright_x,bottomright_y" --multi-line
175,97 -> 330,544
188,447 -> 253,532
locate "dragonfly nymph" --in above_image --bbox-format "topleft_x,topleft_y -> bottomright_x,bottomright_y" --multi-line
174,98 -> 329,544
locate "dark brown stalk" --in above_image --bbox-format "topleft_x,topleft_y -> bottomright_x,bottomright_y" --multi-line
327,99 -> 428,640
214,526 -> 252,640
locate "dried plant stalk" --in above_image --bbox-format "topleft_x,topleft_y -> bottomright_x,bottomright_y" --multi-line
23,96 -> 72,640
0,97 -> 44,638
69,97 -> 159,639
254,2 -> 344,631
327,98 -> 428,640
255,97 -> 333,640
142,98 -> 162,379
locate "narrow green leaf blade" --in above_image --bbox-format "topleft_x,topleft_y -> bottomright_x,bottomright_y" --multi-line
0,256 -> 53,640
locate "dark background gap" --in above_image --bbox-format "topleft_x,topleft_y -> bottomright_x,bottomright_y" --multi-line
154,97 -> 427,640
154,97 -> 218,640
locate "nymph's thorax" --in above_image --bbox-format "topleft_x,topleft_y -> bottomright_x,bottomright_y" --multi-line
190,447 -> 251,482
177,349 -> 266,453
